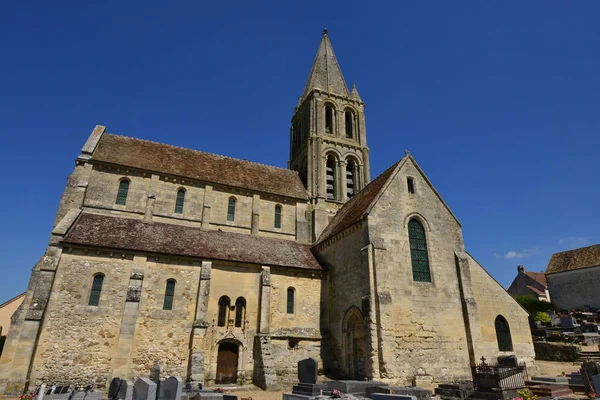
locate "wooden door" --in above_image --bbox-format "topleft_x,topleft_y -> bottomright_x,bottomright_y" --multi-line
216,342 -> 238,384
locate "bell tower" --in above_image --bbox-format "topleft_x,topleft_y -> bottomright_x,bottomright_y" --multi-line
289,29 -> 371,240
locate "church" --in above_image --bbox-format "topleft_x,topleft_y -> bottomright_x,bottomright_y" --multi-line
0,30 -> 534,395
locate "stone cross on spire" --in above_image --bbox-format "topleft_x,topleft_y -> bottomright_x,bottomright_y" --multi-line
299,29 -> 349,103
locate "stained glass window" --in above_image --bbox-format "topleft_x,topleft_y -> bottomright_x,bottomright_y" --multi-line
174,189 -> 185,214
227,198 -> 236,222
408,219 -> 431,282
287,288 -> 295,314
116,180 -> 129,205
88,274 -> 104,306
163,280 -> 175,310
274,205 -> 282,229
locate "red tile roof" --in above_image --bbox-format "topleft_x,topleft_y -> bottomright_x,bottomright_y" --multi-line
525,271 -> 547,287
91,133 -> 309,200
546,244 -> 600,274
526,285 -> 546,296
62,213 -> 322,271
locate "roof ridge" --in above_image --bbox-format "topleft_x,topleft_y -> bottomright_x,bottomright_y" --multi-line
552,242 -> 600,256
104,133 -> 300,175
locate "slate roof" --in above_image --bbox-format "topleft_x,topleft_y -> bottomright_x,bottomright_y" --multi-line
546,244 -> 600,274
525,271 -> 547,287
91,133 -> 309,200
315,160 -> 402,244
62,213 -> 322,271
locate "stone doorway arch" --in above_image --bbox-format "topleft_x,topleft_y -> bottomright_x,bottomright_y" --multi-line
343,307 -> 366,380
216,341 -> 239,384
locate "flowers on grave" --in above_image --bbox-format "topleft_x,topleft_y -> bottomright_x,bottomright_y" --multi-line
18,392 -> 36,400
508,389 -> 536,400
213,388 -> 223,393
588,390 -> 597,399
331,389 -> 341,398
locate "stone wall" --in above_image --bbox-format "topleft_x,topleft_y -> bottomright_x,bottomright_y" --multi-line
533,342 -> 579,362
547,267 -> 600,310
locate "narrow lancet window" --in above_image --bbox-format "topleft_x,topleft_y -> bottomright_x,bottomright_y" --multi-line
174,189 -> 185,214
408,219 -> 431,282
407,178 -> 415,194
218,296 -> 230,327
88,274 -> 104,306
163,280 -> 175,310
116,179 -> 129,205
345,110 -> 353,138
287,287 -> 295,314
274,205 -> 282,229
227,197 -> 236,222
235,297 -> 246,328
325,105 -> 334,134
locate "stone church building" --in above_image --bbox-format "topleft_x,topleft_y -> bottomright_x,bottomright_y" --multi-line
0,31 -> 534,395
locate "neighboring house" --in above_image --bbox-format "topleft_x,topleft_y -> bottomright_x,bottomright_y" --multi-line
0,30 -> 535,395
507,265 -> 550,302
546,244 -> 600,311
0,293 -> 25,337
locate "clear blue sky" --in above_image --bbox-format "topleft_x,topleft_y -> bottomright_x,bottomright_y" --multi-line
1,1 -> 599,301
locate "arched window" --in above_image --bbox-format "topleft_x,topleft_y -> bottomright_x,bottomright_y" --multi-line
345,110 -> 354,138
495,315 -> 513,351
346,160 -> 356,199
115,179 -> 129,205
235,297 -> 246,328
326,155 -> 337,201
227,197 -> 236,222
287,287 -> 295,314
218,296 -> 230,327
274,205 -> 282,229
174,189 -> 185,214
408,219 -> 431,282
325,105 -> 334,134
163,279 -> 176,310
88,274 -> 104,306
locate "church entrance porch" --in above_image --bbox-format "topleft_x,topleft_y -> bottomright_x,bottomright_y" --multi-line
343,308 -> 366,380
216,342 -> 239,384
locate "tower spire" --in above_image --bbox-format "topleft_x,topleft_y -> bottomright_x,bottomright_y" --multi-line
300,29 -> 349,103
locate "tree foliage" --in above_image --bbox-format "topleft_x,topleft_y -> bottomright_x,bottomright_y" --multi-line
533,311 -> 551,323
515,295 -> 554,315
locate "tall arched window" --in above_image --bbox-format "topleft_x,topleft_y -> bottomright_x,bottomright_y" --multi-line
115,179 -> 129,205
227,197 -> 236,222
174,189 -> 185,214
408,219 -> 431,282
345,110 -> 354,139
287,287 -> 295,314
274,205 -> 282,229
495,315 -> 513,351
218,296 -> 230,327
325,105 -> 334,134
163,279 -> 176,310
326,155 -> 337,201
235,297 -> 246,328
88,274 -> 104,306
346,160 -> 356,199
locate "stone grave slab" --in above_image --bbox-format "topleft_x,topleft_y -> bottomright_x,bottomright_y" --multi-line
109,378 -> 124,400
328,381 -> 388,394
158,376 -> 182,400
134,378 -> 158,400
592,375 -> 600,394
222,395 -> 238,400
118,380 -> 134,400
434,382 -> 472,399
298,358 -> 318,385
284,357 -> 327,400
372,395 -> 417,400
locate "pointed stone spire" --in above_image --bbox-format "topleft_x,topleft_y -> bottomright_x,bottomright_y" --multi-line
300,29 -> 349,103
349,83 -> 362,102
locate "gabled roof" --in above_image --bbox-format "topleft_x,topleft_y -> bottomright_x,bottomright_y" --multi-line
526,285 -> 546,296
62,213 -> 322,271
91,133 -> 309,200
300,29 -> 349,103
546,243 -> 600,275
0,292 -> 25,309
315,154 -> 461,245
525,271 -> 547,287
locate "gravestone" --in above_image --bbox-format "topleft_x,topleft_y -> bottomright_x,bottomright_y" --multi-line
497,356 -> 518,367
222,396 -> 238,400
581,324 -> 599,334
118,381 -> 134,400
561,315 -> 578,329
38,384 -> 47,400
133,378 -> 158,400
371,394 -> 417,400
151,365 -> 161,384
109,378 -> 123,400
592,375 -> 600,395
291,358 -> 327,396
158,377 -> 182,400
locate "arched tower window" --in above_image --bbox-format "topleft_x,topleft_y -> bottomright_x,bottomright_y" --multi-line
287,287 -> 295,314
163,279 -> 176,310
274,205 -> 282,229
345,110 -> 354,139
88,274 -> 104,306
227,197 -> 236,222
218,296 -> 230,327
325,105 -> 334,134
235,297 -> 246,328
346,159 -> 357,199
408,219 -> 431,282
495,315 -> 513,351
326,155 -> 337,201
174,189 -> 185,214
116,179 -> 129,205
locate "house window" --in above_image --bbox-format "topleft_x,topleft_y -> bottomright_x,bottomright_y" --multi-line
326,155 -> 337,201
287,287 -> 295,314
174,189 -> 185,214
235,297 -> 246,328
407,177 -> 415,194
163,280 -> 175,310
325,105 -> 334,134
408,219 -> 431,282
227,197 -> 236,222
116,179 -> 129,205
274,205 -> 282,229
495,315 -> 513,351
88,274 -> 104,306
218,296 -> 230,327
345,110 -> 354,138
